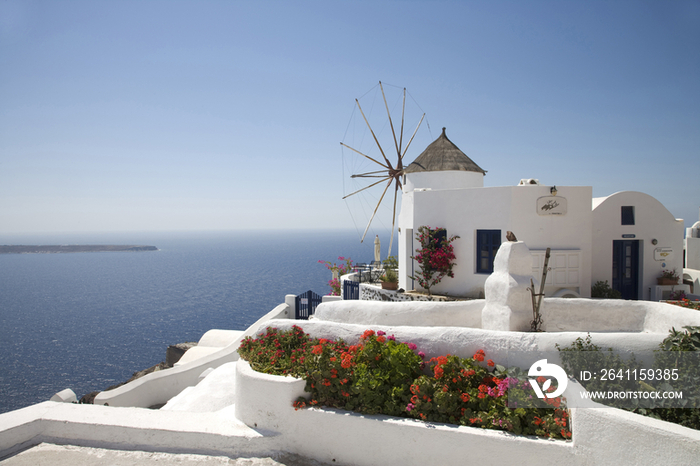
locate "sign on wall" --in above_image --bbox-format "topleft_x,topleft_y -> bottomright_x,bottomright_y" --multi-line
654,248 -> 673,261
537,196 -> 567,216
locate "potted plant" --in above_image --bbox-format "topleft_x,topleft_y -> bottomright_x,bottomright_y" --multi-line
658,269 -> 680,286
380,267 -> 398,290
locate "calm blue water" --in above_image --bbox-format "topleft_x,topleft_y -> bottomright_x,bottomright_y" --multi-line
0,229 -> 380,414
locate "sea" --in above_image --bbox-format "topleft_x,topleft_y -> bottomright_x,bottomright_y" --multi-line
0,229 -> 382,414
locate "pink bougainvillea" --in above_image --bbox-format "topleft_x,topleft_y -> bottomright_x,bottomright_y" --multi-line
409,226 -> 459,295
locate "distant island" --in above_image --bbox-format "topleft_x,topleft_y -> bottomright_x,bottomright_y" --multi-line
0,245 -> 158,254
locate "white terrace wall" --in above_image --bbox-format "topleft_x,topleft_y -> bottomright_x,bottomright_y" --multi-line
399,184 -> 592,298
313,298 -> 700,335
235,360 -> 700,466
0,400 -> 278,461
592,191 -> 685,300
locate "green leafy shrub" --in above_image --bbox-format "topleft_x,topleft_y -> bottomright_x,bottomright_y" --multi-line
591,280 -> 621,299
557,334 -> 642,410
382,255 -> 398,270
238,326 -> 572,440
645,326 -> 700,429
558,329 -> 700,430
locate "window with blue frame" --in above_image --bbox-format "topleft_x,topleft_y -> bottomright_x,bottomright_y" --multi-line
476,230 -> 501,274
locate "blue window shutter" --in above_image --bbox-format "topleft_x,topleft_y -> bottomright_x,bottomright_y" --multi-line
476,230 -> 501,274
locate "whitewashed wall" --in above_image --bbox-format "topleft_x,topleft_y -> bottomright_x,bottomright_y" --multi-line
399,183 -> 592,298
403,170 -> 484,192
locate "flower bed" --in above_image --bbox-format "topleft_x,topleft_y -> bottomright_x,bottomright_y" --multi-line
667,299 -> 700,311
238,326 -> 571,440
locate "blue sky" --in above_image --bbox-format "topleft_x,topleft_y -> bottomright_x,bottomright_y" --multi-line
1,0 -> 698,237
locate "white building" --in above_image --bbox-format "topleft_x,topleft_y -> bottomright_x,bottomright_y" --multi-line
685,209 -> 700,271
683,209 -> 700,295
398,128 -> 684,300
592,191 -> 686,300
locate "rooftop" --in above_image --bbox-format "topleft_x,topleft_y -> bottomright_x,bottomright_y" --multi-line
404,127 -> 486,175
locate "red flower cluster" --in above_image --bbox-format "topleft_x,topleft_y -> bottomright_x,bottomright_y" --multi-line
340,352 -> 354,369
430,355 -> 450,378
293,400 -> 306,410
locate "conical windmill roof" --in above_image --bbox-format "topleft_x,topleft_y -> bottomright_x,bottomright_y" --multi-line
404,127 -> 486,174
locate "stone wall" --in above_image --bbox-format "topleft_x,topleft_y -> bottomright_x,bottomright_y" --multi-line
359,283 -> 455,302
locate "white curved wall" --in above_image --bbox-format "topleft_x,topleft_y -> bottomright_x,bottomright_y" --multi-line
267,318 -> 666,370
313,300 -> 483,328
197,329 -> 244,347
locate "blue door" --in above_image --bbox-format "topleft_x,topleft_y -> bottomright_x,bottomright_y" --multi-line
612,240 -> 640,300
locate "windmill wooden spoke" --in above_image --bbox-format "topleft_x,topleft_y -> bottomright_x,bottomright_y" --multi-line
380,81 -> 402,158
401,112 -> 425,159
398,88 -> 406,157
351,171 -> 391,178
340,142 -> 388,169
355,98 -> 394,170
342,175 -> 392,200
360,177 -> 393,243
387,179 -> 400,258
